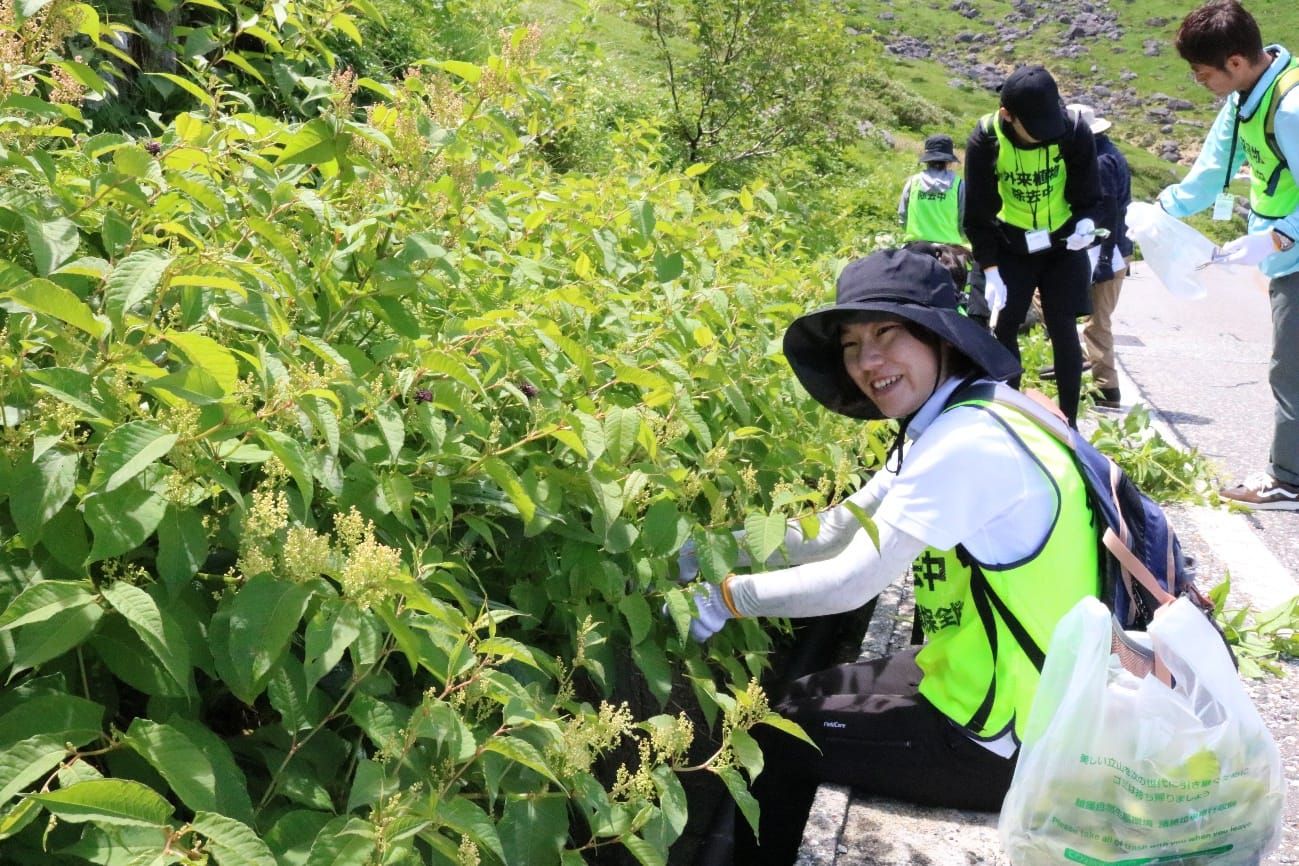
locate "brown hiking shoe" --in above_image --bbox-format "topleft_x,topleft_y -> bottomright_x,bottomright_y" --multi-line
1219,472 -> 1299,510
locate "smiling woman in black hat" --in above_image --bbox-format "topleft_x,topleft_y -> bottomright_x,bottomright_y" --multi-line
679,248 -> 1103,863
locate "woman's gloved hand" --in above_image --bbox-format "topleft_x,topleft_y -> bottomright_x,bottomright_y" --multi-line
685,582 -> 734,642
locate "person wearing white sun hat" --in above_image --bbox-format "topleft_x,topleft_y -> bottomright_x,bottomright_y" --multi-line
1066,102 -> 1132,409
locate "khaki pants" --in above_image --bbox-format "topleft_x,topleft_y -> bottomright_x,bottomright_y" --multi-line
1083,266 -> 1127,391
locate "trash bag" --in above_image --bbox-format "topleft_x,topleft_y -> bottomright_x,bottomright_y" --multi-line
999,596 -> 1285,866
1126,203 -> 1265,298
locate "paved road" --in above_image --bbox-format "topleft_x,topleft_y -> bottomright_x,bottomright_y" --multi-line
1112,260 -> 1298,865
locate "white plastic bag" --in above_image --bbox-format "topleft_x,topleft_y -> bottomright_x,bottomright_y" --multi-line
999,596 -> 1285,866
1126,202 -> 1265,298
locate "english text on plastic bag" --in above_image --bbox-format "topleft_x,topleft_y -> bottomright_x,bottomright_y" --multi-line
999,596 -> 1285,866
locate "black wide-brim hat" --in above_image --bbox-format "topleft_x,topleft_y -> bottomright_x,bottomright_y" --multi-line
783,249 -> 1020,420
920,134 -> 958,163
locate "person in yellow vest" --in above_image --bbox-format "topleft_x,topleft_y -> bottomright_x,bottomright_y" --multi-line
898,136 -> 992,326
679,249 -> 1101,864
963,65 -> 1103,427
1161,0 -> 1299,510
899,134 -> 966,245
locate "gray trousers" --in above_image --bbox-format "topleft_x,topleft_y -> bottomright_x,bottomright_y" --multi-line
1270,270 -> 1299,484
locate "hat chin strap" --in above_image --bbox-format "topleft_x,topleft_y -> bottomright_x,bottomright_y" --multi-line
885,343 -> 954,472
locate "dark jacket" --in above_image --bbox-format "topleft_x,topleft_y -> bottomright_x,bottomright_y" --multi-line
1093,133 -> 1133,282
962,111 -> 1104,270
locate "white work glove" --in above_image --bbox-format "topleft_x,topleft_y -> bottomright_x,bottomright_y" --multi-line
686,582 -> 734,642
1217,231 -> 1277,266
983,267 -> 1007,315
1065,218 -> 1097,251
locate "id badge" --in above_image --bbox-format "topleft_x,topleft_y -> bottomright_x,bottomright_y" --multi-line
1025,228 -> 1052,253
1213,192 -> 1235,221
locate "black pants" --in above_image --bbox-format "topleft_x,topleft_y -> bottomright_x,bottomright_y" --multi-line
732,649 -> 1016,865
993,246 -> 1091,426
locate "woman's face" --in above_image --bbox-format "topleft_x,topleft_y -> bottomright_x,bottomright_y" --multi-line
840,317 -> 942,419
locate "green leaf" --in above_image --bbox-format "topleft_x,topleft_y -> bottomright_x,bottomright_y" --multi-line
618,595 -> 652,645
102,582 -> 191,694
146,72 -> 215,109
127,722 -> 254,826
755,713 -> 818,749
653,251 -> 683,283
8,446 -> 78,544
0,735 -> 69,806
642,500 -> 689,556
256,431 -> 314,511
192,811 -> 275,865
743,512 -> 787,567
103,249 -> 172,330
22,214 -> 78,276
482,457 -> 536,524
28,367 -> 107,417
631,638 -> 673,707
10,603 -> 103,673
4,278 -> 106,337
89,421 -> 179,493
0,693 -> 101,750
372,402 -> 405,463
716,767 -> 760,836
623,834 -> 666,866
216,574 -> 313,704
27,778 -> 173,828
482,736 -> 563,786
157,504 -> 208,591
842,500 -> 880,552
304,601 -> 360,692
651,766 -> 688,837
602,407 -> 640,464
164,331 -> 240,394
439,60 -> 481,83
0,580 -> 96,631
276,118 -> 338,166
303,816 -> 376,866
728,728 -> 764,780
84,479 -> 167,563
433,797 -> 506,864
632,201 -> 655,239
0,796 -> 40,840
499,796 -> 566,866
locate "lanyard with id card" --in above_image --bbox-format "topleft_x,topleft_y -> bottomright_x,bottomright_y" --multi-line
1215,108 -> 1242,221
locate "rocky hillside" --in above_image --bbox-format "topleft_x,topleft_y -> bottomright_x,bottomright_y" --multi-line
854,0 -> 1295,166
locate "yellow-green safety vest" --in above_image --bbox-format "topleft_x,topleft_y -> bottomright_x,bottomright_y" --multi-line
1238,59 -> 1299,220
912,397 -> 1099,741
981,113 -> 1073,232
903,175 -> 965,245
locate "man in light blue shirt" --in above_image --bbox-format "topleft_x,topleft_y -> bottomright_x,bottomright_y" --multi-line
1160,0 -> 1299,509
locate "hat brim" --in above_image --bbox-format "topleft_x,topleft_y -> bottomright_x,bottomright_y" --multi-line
1089,118 -> 1112,134
783,303 -> 1021,420
919,149 -> 959,163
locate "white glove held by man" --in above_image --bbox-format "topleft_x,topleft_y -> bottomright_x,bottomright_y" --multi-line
686,582 -> 734,642
1065,218 -> 1097,251
983,267 -> 1007,315
1218,231 -> 1277,266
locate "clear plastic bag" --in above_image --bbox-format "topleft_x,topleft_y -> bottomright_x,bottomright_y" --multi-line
1126,203 -> 1266,298
999,596 -> 1286,866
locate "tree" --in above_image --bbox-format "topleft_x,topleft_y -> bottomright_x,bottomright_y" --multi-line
629,0 -> 856,168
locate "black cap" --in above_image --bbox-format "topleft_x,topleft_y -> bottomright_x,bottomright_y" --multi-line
783,249 -> 1019,420
920,134 -> 958,163
999,65 -> 1068,142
